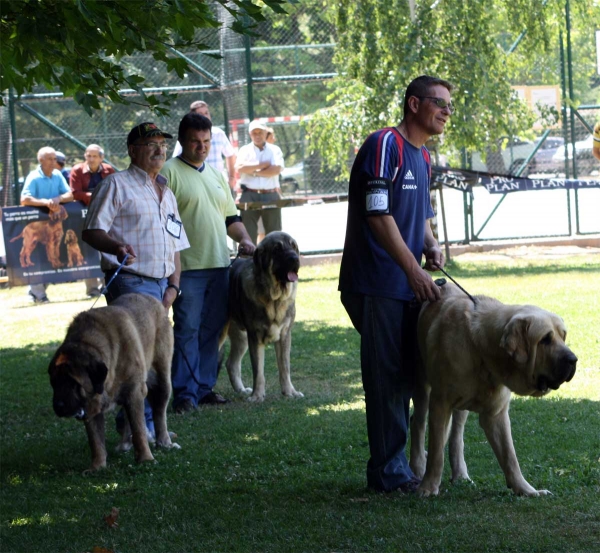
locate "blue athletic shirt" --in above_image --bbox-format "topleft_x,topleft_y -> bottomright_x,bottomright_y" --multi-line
338,127 -> 434,301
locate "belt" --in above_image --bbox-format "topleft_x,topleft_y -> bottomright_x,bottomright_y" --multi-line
104,268 -> 162,282
242,186 -> 280,194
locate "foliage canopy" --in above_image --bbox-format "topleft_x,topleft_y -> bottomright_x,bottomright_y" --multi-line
307,0 -> 600,176
1,0 -> 293,114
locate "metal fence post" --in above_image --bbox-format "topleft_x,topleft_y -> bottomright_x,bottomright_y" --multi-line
8,88 -> 20,197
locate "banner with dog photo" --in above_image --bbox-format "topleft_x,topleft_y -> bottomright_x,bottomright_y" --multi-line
2,202 -> 102,287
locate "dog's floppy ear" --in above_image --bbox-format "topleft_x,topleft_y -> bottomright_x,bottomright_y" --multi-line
88,361 -> 108,395
253,243 -> 270,273
500,315 -> 530,364
48,350 -> 68,374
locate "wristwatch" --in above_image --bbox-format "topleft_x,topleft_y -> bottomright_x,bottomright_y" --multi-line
167,283 -> 181,297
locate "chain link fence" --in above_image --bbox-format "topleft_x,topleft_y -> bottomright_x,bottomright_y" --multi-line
1,3 -> 598,246
0,1 -> 339,206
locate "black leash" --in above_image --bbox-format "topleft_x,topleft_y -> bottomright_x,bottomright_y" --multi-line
434,264 -> 478,305
90,253 -> 130,309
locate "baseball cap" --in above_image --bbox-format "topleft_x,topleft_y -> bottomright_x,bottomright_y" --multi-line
127,122 -> 173,145
55,151 -> 66,164
248,120 -> 268,133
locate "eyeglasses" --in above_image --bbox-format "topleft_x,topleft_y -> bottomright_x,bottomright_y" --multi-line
132,142 -> 169,150
417,96 -> 455,114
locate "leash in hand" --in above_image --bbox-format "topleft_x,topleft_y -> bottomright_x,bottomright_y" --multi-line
90,253 -> 130,310
433,263 -> 478,305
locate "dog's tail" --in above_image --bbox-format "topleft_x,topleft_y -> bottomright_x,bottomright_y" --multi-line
10,232 -> 23,242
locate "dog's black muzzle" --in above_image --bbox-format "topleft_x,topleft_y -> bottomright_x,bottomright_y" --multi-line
537,351 -> 578,392
274,250 -> 300,283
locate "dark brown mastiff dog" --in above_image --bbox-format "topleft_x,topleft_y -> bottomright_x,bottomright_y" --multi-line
222,231 -> 303,402
411,281 -> 577,496
49,293 -> 179,471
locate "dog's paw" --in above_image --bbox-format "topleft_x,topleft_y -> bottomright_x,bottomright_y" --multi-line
247,393 -> 265,403
115,441 -> 133,453
236,386 -> 252,396
514,486 -> 552,497
416,482 -> 440,497
282,389 -> 304,399
136,452 -> 156,464
157,440 -> 181,450
82,463 -> 106,475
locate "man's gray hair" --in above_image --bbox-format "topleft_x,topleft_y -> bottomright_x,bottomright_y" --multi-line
86,144 -> 105,157
190,100 -> 209,112
37,146 -> 56,162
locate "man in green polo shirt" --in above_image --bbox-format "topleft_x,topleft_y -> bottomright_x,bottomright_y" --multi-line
161,113 -> 255,413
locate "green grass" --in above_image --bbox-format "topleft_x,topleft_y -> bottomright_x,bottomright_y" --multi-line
1,255 -> 599,553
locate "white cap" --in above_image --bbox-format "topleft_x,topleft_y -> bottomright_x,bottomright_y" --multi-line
248,120 -> 268,133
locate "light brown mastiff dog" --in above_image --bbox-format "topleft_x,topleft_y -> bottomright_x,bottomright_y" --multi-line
410,281 -> 577,496
48,293 -> 180,471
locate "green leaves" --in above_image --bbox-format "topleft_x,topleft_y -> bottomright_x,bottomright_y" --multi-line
308,0 -> 598,176
1,0 -> 296,113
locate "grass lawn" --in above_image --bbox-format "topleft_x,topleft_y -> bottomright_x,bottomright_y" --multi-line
1,251 -> 599,553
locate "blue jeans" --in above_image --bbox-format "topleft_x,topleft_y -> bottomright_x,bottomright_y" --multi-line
105,271 -> 168,438
341,292 -> 420,492
171,268 -> 229,408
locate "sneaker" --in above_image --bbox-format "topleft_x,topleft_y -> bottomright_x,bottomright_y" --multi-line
87,289 -> 102,298
173,399 -> 196,414
29,292 -> 50,304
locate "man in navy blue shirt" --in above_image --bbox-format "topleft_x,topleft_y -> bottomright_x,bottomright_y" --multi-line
339,75 -> 453,493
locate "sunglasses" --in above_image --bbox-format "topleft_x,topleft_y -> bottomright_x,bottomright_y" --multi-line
417,96 -> 455,114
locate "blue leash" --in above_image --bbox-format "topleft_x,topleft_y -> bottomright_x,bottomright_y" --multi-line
90,253 -> 130,309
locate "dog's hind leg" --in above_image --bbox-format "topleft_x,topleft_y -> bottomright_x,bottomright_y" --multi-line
418,398 -> 452,497
84,413 -> 107,472
123,389 -> 155,464
115,411 -> 133,453
148,362 -> 180,451
409,380 -> 430,479
274,325 -> 303,399
449,409 -> 471,483
226,322 -> 252,396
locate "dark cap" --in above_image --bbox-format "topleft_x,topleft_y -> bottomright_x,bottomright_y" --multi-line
127,122 -> 173,145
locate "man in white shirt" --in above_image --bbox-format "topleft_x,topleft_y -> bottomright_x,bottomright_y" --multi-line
171,101 -> 237,192
235,121 -> 284,244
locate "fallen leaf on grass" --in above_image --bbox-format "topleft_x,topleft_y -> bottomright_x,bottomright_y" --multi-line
103,507 -> 120,528
90,547 -> 115,553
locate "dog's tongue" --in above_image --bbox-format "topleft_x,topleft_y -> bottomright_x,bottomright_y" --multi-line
287,272 -> 298,282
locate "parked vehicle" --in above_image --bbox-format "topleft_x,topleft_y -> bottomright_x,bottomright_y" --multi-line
471,136 -> 564,176
550,135 -> 597,177
280,162 -> 305,193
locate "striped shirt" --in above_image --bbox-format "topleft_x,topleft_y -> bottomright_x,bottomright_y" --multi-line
84,164 -> 190,279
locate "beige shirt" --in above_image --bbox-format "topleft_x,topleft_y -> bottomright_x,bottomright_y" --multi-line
84,164 -> 189,278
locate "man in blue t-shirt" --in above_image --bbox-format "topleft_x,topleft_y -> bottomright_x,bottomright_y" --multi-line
20,146 -> 74,303
339,75 -> 453,493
